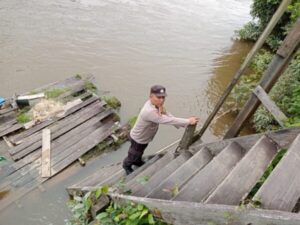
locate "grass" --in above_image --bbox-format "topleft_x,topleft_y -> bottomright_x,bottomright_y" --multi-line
45,88 -> 69,99
16,107 -> 32,124
102,96 -> 121,109
84,81 -> 97,94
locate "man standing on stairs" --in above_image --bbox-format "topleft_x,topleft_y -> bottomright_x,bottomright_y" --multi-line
123,85 -> 199,175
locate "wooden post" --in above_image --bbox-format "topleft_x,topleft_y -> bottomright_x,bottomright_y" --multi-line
178,125 -> 196,150
224,18 -> 300,139
192,0 -> 292,142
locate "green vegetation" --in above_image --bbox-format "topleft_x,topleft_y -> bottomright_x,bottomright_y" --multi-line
231,0 -> 300,132
66,186 -> 168,225
66,186 -> 109,225
75,74 -> 82,80
102,96 -> 121,109
236,0 -> 300,51
16,107 -> 32,124
45,88 -> 69,99
96,201 -> 168,225
84,80 -> 98,94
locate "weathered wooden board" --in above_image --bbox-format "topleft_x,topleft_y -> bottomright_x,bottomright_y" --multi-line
205,136 -> 278,205
133,151 -> 192,197
253,85 -> 287,127
0,109 -> 113,186
41,128 -> 51,178
110,193 -> 300,225
0,118 -> 116,211
254,134 -> 300,211
125,149 -> 177,192
147,147 -> 213,200
10,101 -> 105,159
9,95 -> 99,144
174,142 -> 245,202
191,126 -> 300,156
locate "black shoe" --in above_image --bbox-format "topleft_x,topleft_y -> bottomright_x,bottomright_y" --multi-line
123,165 -> 133,175
133,160 -> 145,167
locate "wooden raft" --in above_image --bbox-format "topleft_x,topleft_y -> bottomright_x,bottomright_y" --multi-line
0,75 -> 123,211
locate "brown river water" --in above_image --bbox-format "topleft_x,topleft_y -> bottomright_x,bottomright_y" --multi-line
0,0 -> 252,224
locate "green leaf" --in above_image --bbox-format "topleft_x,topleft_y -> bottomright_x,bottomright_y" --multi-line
139,209 -> 148,219
73,203 -> 84,210
137,204 -> 144,211
129,212 -> 140,220
96,212 -> 109,220
95,188 -> 102,199
102,185 -> 109,194
148,214 -> 155,224
84,198 -> 92,210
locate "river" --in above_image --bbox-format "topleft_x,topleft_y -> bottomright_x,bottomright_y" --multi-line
0,0 -> 252,224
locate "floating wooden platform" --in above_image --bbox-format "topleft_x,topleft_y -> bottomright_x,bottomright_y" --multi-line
0,75 -> 124,211
68,127 -> 300,225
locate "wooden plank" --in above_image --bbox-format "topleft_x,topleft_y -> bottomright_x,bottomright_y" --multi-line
3,136 -> 14,148
0,123 -> 23,138
277,18 -> 300,58
9,100 -> 104,159
9,95 -> 99,144
67,165 -> 120,196
147,147 -> 213,200
41,129 -> 51,178
205,136 -> 278,205
191,126 -> 300,157
253,85 -> 287,127
56,98 -> 82,118
174,142 -> 245,202
224,19 -> 300,138
0,118 -> 115,210
109,193 -> 300,225
1,110 -> 112,178
125,149 -> 177,192
133,151 -> 192,197
0,119 -> 17,133
50,119 -> 116,175
253,134 -> 300,211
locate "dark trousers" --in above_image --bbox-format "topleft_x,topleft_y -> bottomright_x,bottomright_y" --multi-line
123,137 -> 148,168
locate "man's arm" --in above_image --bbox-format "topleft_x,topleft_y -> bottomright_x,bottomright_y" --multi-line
146,110 -> 190,127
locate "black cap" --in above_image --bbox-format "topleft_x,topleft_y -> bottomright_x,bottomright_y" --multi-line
150,85 -> 167,97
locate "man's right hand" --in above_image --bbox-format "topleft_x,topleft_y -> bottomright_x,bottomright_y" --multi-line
189,117 -> 199,125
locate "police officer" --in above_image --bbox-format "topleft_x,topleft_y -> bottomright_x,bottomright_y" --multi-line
123,85 -> 199,175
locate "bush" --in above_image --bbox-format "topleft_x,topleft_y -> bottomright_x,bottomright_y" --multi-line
252,52 -> 300,131
96,201 -> 167,225
229,50 -> 273,110
236,0 -> 300,51
102,96 -> 121,109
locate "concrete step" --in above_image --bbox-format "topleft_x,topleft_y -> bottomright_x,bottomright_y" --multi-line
205,135 -> 279,205
253,134 -> 300,211
125,148 -> 176,193
173,142 -> 245,202
147,147 -> 213,200
132,151 -> 193,197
